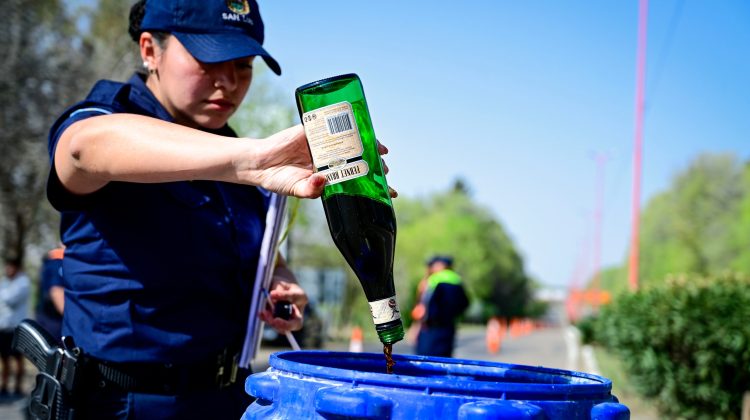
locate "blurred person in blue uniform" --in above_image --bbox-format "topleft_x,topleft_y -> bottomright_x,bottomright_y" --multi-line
34,246 -> 65,340
43,0 -> 395,417
412,256 -> 470,358
0,257 -> 31,397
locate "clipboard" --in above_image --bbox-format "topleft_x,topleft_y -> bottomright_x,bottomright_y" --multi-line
239,192 -> 298,367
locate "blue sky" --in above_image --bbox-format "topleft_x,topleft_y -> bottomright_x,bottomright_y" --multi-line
68,0 -> 748,288
256,1 -> 750,288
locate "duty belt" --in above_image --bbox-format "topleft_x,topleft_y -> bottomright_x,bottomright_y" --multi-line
86,347 -> 241,395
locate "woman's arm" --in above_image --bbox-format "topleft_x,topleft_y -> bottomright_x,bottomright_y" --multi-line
54,113 -> 325,198
50,285 -> 65,315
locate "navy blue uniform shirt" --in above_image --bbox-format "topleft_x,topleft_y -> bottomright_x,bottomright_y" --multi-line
47,73 -> 268,364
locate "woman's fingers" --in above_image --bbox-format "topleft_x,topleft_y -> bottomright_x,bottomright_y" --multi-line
292,174 -> 326,199
376,140 -> 397,197
269,280 -> 309,309
377,141 -> 389,155
259,306 -> 304,332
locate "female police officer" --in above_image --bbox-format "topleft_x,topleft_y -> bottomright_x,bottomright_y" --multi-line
45,0 -> 385,417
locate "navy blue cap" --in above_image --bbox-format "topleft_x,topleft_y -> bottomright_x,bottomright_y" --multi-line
427,255 -> 454,267
141,0 -> 281,75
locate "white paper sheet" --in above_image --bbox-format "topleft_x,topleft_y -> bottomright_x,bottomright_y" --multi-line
240,193 -> 291,367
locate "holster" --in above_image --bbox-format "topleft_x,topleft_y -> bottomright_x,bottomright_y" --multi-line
12,320 -> 83,420
28,372 -> 74,420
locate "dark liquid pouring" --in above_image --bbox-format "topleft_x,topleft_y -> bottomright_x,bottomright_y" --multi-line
384,344 -> 395,374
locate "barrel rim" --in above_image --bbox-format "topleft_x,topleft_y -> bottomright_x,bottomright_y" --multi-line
267,350 -> 614,400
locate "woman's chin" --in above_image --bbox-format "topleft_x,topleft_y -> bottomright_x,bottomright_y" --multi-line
195,115 -> 231,130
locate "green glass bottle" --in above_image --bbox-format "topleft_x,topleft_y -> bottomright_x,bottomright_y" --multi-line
296,74 -> 404,345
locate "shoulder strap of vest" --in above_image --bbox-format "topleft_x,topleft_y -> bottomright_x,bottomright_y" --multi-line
84,80 -> 131,109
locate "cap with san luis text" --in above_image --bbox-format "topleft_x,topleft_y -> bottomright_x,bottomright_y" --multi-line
140,0 -> 281,75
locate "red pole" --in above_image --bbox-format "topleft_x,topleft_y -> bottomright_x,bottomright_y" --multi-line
628,0 -> 648,291
593,154 -> 607,301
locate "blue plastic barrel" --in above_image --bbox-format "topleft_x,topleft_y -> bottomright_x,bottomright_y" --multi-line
244,350 -> 630,419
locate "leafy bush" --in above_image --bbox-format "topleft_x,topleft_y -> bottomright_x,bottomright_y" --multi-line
575,315 -> 598,345
595,272 -> 750,419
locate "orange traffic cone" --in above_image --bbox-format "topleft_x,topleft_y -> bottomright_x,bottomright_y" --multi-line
509,318 -> 519,338
349,326 -> 364,353
486,318 -> 502,354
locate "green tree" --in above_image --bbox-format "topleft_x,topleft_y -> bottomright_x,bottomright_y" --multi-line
230,68 -> 298,139
598,265 -> 627,296
395,179 -> 534,321
636,153 -> 744,287
728,161 -> 750,273
0,0 -> 95,263
0,0 -> 142,265
84,0 -> 140,81
287,178 -> 537,330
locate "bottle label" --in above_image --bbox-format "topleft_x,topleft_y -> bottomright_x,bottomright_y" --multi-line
301,101 -> 368,186
368,296 -> 401,325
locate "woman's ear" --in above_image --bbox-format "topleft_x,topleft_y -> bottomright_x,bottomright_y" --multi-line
139,32 -> 158,71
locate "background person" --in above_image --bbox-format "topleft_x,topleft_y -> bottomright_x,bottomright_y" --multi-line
413,255 -> 470,357
35,246 -> 65,340
0,257 -> 31,398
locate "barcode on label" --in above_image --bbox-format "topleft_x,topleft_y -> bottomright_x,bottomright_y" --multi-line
326,112 -> 353,135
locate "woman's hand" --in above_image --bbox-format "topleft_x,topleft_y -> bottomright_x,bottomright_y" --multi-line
238,125 -> 325,198
259,278 -> 309,334
377,140 -> 398,198
240,125 -> 398,199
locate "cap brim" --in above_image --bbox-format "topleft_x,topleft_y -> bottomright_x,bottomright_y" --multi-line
173,32 -> 281,75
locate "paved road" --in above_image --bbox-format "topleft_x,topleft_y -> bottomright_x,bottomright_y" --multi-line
257,324 -> 577,369
454,324 -> 575,370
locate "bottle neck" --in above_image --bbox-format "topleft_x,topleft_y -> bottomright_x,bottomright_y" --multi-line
377,322 -> 404,345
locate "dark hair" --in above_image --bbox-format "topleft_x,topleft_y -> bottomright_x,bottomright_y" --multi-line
128,0 -> 168,45
4,256 -> 21,268
427,255 -> 454,268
